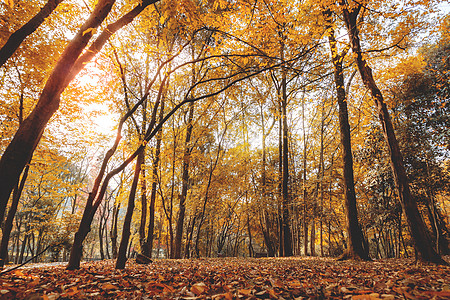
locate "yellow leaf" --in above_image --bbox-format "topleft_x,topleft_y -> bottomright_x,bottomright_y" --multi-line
82,27 -> 96,36
4,0 -> 14,8
160,14 -> 167,24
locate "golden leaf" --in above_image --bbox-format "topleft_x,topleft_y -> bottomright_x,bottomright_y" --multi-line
82,27 -> 96,36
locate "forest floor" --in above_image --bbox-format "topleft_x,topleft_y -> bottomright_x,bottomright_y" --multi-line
0,256 -> 449,299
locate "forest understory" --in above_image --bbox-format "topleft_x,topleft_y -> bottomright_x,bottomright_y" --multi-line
0,256 -> 449,299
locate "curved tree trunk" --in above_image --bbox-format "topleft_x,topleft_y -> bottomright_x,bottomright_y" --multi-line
339,1 -> 446,265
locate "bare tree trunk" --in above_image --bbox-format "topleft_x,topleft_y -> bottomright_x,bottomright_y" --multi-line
144,98 -> 165,258
281,61 -> 293,257
339,1 -> 446,264
174,101 -> 195,259
110,201 -> 120,259
139,154 -> 147,253
310,218 -> 316,256
277,107 -> 284,257
324,10 -> 369,260
0,163 -> 29,267
302,98 -> 308,256
319,103 -> 325,257
98,205 -> 106,260
116,151 -> 144,269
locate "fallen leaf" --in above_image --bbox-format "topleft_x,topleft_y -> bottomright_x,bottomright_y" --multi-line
101,283 -> 118,290
191,282 -> 208,295
288,279 -> 303,288
238,288 -> 252,296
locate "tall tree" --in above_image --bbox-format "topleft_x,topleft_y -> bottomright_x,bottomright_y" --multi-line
144,92 -> 166,258
280,42 -> 293,257
324,9 -> 369,260
173,100 -> 195,258
338,0 -> 446,264
116,151 -> 144,269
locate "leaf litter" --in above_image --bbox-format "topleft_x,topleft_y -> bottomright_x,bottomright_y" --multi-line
0,256 -> 449,299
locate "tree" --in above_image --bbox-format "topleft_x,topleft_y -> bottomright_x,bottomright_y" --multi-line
323,9 -> 369,260
386,40 -> 450,256
338,0 -> 446,264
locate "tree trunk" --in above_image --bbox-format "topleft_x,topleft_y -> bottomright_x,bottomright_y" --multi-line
139,154 -> 147,254
324,11 -> 370,260
310,218 -> 316,256
174,101 -> 195,259
18,232 -> 28,264
302,98 -> 308,256
277,107 -> 284,257
339,1 -> 446,265
98,206 -> 106,260
0,163 -> 29,267
110,202 -> 120,259
116,151 -> 144,269
281,65 -> 293,257
319,103 -> 325,257
144,97 -> 165,258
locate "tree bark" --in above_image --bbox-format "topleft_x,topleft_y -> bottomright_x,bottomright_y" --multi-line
116,151 -> 144,269
319,102 -> 325,257
139,153 -> 147,254
325,11 -> 370,261
301,97 -> 308,256
281,66 -> 293,257
174,101 -> 195,259
0,163 -> 29,267
277,105 -> 284,257
339,1 -> 446,265
144,97 -> 165,258
0,0 -> 65,68
110,201 -> 120,259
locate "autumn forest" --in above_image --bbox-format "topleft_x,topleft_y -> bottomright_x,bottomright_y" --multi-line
0,0 -> 449,296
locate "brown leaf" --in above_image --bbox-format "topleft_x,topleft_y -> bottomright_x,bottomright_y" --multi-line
191,282 -> 208,295
63,286 -> 79,297
352,295 -> 381,300
101,283 -> 118,290
238,288 -> 252,296
270,278 -> 285,288
288,279 -> 302,288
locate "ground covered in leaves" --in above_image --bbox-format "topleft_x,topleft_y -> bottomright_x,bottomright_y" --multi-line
1,257 -> 449,299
